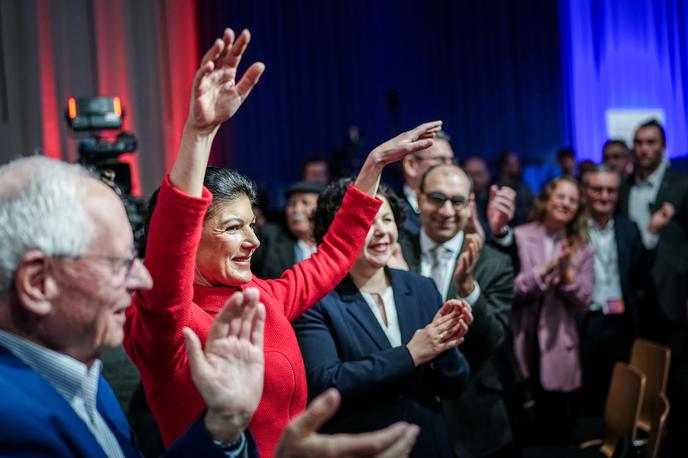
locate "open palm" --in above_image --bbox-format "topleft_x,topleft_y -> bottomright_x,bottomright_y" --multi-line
183,288 -> 265,429
189,28 -> 265,133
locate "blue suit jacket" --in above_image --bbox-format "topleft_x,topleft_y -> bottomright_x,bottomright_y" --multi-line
0,345 -> 257,457
293,268 -> 469,458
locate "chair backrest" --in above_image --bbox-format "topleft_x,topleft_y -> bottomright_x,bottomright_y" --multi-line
601,363 -> 646,457
646,393 -> 670,458
630,338 -> 671,430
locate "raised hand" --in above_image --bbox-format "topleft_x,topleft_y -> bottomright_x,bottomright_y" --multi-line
453,233 -> 483,297
183,288 -> 265,444
188,28 -> 265,135
355,121 -> 443,196
275,389 -> 419,458
487,185 -> 516,235
649,202 -> 675,235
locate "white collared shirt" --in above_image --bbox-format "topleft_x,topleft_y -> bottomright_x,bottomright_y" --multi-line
0,330 -> 124,458
629,157 -> 668,249
587,219 -> 623,313
361,287 -> 402,347
295,239 -> 317,263
403,184 -> 420,214
419,229 -> 481,303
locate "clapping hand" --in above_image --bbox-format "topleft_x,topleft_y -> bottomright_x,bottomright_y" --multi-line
649,202 -> 675,235
487,185 -> 516,235
407,300 -> 471,366
275,389 -> 419,458
188,28 -> 265,135
453,233 -> 482,297
183,288 -> 265,444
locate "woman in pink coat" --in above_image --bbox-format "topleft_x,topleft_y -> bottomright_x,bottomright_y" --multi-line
511,175 -> 594,444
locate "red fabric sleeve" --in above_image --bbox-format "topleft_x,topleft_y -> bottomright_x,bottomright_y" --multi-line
124,175 -> 214,379
254,184 -> 381,321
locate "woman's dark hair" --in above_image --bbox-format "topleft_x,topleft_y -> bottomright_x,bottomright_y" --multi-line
144,167 -> 257,251
530,175 -> 588,251
312,178 -> 405,245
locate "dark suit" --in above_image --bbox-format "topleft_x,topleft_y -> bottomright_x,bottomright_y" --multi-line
0,345 -> 257,457
293,269 -> 469,458
580,216 -> 649,415
400,234 -> 516,457
401,196 -> 422,236
618,168 -> 688,325
253,223 -> 298,279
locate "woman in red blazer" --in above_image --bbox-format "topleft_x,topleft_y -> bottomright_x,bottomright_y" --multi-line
123,28 -> 442,457
511,175 -> 594,444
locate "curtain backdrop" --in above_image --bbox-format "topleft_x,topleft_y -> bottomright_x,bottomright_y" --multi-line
561,0 -> 688,161
196,0 -> 568,203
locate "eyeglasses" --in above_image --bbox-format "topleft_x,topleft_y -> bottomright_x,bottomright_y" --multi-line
413,154 -> 456,165
53,249 -> 139,280
422,191 -> 468,209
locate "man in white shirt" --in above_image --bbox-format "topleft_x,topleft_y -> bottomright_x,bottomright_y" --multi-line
399,163 -> 516,458
579,165 -> 648,415
617,119 -> 688,457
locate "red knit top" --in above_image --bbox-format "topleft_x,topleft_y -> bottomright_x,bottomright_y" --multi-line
124,176 -> 380,457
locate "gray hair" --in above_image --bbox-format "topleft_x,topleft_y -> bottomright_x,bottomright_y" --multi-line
580,163 -> 621,186
0,156 -> 95,293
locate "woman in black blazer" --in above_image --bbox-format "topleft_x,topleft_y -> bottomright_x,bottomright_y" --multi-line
293,179 -> 471,458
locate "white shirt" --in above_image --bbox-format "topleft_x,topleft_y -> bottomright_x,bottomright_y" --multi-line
587,219 -> 623,313
629,157 -> 668,249
419,229 -> 481,304
0,330 -> 124,458
403,184 -> 420,214
361,287 -> 402,347
295,239 -> 317,263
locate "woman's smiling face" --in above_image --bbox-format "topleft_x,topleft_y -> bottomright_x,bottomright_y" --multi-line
195,194 -> 260,286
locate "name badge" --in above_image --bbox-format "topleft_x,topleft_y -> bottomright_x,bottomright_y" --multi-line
606,298 -> 625,315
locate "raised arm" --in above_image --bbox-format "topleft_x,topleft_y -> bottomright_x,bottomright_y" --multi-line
354,121 -> 442,197
170,28 -> 265,196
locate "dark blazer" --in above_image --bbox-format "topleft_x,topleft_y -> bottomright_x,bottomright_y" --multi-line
293,269 -> 469,458
618,169 -> 688,323
400,234 -> 516,457
0,345 -> 257,458
252,222 -> 298,279
401,196 -> 422,236
612,215 -> 651,337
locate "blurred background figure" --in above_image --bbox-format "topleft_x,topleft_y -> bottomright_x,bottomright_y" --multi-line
579,165 -> 648,416
602,139 -> 633,178
618,119 -> 688,457
253,180 -> 325,279
556,147 -> 576,177
495,151 -> 534,227
511,176 -> 593,445
463,156 -> 492,233
302,155 -> 330,185
400,131 -> 455,236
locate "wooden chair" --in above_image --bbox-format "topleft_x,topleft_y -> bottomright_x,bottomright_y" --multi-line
645,393 -> 670,458
629,339 -> 671,432
580,363 -> 646,457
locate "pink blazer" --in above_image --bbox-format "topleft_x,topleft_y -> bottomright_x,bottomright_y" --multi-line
511,222 -> 594,392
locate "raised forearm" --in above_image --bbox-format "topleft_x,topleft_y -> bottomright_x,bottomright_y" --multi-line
169,123 -> 217,197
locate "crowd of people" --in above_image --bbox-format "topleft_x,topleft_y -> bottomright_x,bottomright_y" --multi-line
0,27 -> 686,458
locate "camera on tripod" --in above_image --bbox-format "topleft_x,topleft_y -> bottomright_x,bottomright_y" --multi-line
65,96 -> 146,251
